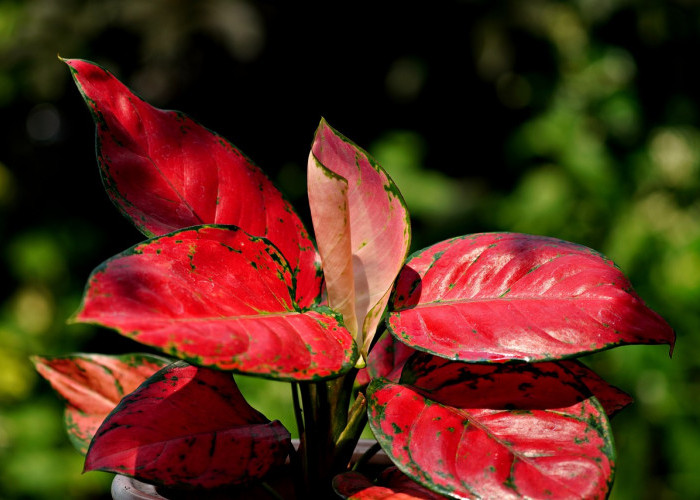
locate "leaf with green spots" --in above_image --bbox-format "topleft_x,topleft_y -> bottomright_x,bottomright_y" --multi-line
308,119 -> 411,357
388,233 -> 675,362
31,353 -> 170,454
64,58 -> 321,308
367,355 -> 618,499
85,361 -> 291,489
73,225 -> 358,381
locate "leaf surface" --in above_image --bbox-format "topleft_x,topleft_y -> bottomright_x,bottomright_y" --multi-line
364,331 -> 416,383
309,120 -> 411,354
74,225 -> 357,380
368,356 -> 617,499
32,353 -> 170,453
85,361 -> 291,488
558,360 -> 633,417
389,233 -> 675,362
400,353 -> 632,418
64,58 -> 321,307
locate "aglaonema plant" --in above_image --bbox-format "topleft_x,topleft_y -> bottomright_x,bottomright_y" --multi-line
33,58 -> 675,499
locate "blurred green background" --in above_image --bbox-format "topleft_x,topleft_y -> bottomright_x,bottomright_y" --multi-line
0,0 -> 696,498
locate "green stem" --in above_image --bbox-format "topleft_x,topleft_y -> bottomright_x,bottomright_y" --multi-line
260,481 -> 285,500
333,391 -> 368,471
328,368 -> 358,443
291,382 -> 304,438
298,382 -> 314,494
351,442 -> 381,472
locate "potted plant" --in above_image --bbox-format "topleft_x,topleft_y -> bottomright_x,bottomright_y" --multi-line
33,58 -> 675,499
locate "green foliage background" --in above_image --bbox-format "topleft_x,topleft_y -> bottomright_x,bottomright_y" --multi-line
0,1 -> 696,498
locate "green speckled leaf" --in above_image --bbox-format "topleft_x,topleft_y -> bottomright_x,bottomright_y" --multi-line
74,225 -> 357,381
389,233 -> 675,362
85,361 -> 291,488
368,355 -> 617,499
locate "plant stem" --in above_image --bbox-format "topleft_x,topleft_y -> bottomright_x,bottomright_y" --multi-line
328,368 -> 358,443
260,481 -> 285,500
298,382 -> 315,493
351,442 -> 382,472
332,391 -> 368,472
291,382 -> 304,438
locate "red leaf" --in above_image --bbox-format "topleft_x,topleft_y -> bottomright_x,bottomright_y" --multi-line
558,360 -> 633,417
31,353 -> 170,454
64,58 -> 321,307
74,225 -> 358,380
400,353 -> 632,418
309,120 -> 411,354
333,469 -> 444,499
365,331 -> 416,383
368,358 -> 617,499
389,233 -> 675,362
85,361 -> 291,488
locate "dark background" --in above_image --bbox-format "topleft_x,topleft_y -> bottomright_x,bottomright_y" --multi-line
0,1 -> 698,498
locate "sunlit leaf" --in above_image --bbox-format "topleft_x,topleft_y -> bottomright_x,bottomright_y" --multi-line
74,225 -> 357,381
368,356 -> 617,499
85,361 -> 291,488
309,119 -> 411,355
389,233 -> 675,362
31,353 -> 170,453
64,58 -> 321,307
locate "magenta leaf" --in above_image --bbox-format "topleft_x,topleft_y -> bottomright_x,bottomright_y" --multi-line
73,225 -> 358,380
85,361 -> 291,488
389,233 -> 675,362
308,119 -> 411,355
31,353 -> 170,454
64,58 -> 321,307
368,357 -> 618,499
333,468 -> 443,499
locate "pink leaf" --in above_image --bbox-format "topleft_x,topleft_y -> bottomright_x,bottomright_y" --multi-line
368,357 -> 618,499
74,225 -> 358,380
308,120 -> 411,355
85,361 -> 291,488
64,58 -> 321,307
32,353 -> 170,454
389,233 -> 675,362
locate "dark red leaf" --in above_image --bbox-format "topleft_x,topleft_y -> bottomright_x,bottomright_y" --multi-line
389,233 -> 675,362
558,360 -> 633,417
400,353 -> 632,418
64,58 -> 321,307
85,361 -> 290,488
333,469 -> 444,499
368,357 -> 617,499
31,353 -> 170,453
74,225 -> 357,380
